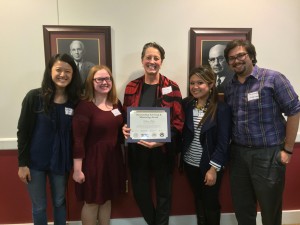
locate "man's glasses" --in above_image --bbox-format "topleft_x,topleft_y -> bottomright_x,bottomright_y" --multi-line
93,77 -> 112,83
228,52 -> 248,64
208,56 -> 225,63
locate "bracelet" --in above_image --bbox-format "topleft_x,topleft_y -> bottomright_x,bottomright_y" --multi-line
282,148 -> 293,155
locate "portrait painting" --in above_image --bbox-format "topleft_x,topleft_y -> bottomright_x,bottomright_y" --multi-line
43,25 -> 112,84
189,28 -> 252,95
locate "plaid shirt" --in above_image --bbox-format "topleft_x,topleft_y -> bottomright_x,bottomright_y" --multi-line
123,74 -> 184,138
225,65 -> 300,147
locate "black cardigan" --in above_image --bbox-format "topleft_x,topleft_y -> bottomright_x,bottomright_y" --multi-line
17,88 -> 42,167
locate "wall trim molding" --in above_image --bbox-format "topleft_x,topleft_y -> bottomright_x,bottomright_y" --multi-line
0,138 -> 17,150
5,210 -> 300,225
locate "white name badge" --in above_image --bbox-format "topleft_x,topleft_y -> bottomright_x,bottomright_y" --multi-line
111,108 -> 121,116
247,91 -> 259,101
198,111 -> 205,117
162,86 -> 172,95
65,107 -> 74,116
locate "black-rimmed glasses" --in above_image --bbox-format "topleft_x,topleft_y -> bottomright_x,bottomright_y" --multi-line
93,77 -> 112,83
228,52 -> 248,64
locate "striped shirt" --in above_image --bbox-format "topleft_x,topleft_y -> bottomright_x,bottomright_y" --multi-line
184,108 -> 204,167
225,65 -> 300,147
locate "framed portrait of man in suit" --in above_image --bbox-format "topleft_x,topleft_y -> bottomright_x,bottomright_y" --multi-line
189,28 -> 252,95
43,25 -> 112,84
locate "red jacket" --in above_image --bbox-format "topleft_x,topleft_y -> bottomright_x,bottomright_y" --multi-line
123,74 -> 184,146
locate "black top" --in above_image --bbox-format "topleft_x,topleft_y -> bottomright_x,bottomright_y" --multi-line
139,83 -> 158,107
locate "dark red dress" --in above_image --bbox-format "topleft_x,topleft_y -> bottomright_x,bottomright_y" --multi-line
72,100 -> 125,204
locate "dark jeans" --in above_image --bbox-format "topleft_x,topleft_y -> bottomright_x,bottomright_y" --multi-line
129,146 -> 173,225
184,162 -> 223,225
230,144 -> 285,225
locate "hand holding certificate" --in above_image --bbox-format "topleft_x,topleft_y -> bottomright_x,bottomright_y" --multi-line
126,107 -> 171,143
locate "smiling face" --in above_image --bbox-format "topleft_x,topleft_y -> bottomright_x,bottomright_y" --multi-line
142,47 -> 163,77
51,60 -> 73,90
93,69 -> 112,95
189,74 -> 212,101
228,46 -> 254,78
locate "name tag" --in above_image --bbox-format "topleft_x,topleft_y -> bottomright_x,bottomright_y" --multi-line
65,107 -> 74,116
247,91 -> 259,101
198,111 -> 205,117
111,108 -> 121,116
162,86 -> 172,95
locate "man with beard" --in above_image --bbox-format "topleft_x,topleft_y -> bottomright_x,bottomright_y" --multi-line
208,44 -> 233,93
224,39 -> 300,225
70,40 -> 94,85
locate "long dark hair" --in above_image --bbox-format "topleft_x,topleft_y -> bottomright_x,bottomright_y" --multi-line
41,53 -> 82,112
189,65 -> 218,125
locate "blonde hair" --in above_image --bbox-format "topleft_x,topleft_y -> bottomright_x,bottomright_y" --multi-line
83,65 -> 118,105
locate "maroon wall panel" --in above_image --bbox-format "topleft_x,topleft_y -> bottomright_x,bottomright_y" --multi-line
1,143 -> 299,224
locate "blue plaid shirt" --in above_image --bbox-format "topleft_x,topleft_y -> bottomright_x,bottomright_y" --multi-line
225,65 -> 300,147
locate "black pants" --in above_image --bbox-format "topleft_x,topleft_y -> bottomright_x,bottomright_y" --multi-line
230,144 -> 285,225
129,145 -> 173,225
184,162 -> 223,225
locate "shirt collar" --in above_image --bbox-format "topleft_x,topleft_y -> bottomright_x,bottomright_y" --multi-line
232,65 -> 259,83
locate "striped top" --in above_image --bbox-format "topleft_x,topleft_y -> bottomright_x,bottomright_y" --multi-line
184,108 -> 204,167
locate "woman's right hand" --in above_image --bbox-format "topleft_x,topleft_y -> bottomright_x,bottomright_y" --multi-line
18,166 -> 31,184
122,124 -> 131,139
73,170 -> 85,184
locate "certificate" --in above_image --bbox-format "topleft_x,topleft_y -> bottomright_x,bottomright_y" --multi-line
127,107 -> 171,143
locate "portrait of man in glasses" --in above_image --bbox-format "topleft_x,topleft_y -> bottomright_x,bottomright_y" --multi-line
207,44 -> 234,93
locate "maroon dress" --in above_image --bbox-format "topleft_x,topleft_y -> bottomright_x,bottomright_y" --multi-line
72,100 -> 125,204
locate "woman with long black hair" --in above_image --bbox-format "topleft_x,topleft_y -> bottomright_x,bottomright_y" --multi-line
17,53 -> 82,225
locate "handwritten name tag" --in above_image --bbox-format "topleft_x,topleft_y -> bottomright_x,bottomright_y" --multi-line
65,107 -> 74,116
247,92 -> 259,101
111,108 -> 121,116
162,86 -> 172,95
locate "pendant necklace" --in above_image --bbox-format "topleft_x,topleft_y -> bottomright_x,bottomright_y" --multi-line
195,99 -> 209,116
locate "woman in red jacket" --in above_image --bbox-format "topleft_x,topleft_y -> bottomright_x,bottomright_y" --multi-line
122,42 -> 184,225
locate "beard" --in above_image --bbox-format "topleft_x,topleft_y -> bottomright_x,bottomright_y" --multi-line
233,62 -> 247,75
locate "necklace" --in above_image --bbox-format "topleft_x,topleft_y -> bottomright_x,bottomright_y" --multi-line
195,104 -> 206,111
195,99 -> 209,113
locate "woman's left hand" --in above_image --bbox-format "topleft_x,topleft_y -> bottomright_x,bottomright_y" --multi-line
204,166 -> 217,186
137,140 -> 165,149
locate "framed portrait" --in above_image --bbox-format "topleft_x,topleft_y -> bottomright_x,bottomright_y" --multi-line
43,25 -> 112,82
189,28 -> 252,94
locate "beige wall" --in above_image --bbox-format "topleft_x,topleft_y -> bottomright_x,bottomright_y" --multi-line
1,0 -> 300,148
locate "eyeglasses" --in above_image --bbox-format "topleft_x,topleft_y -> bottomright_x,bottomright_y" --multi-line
93,77 -> 112,83
228,52 -> 248,64
208,56 -> 225,63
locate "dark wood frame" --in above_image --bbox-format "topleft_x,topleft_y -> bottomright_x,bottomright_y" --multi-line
188,28 -> 252,96
189,28 -> 252,73
43,25 -> 112,70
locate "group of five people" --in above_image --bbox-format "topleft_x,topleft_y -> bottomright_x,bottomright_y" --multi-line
17,40 -> 300,225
